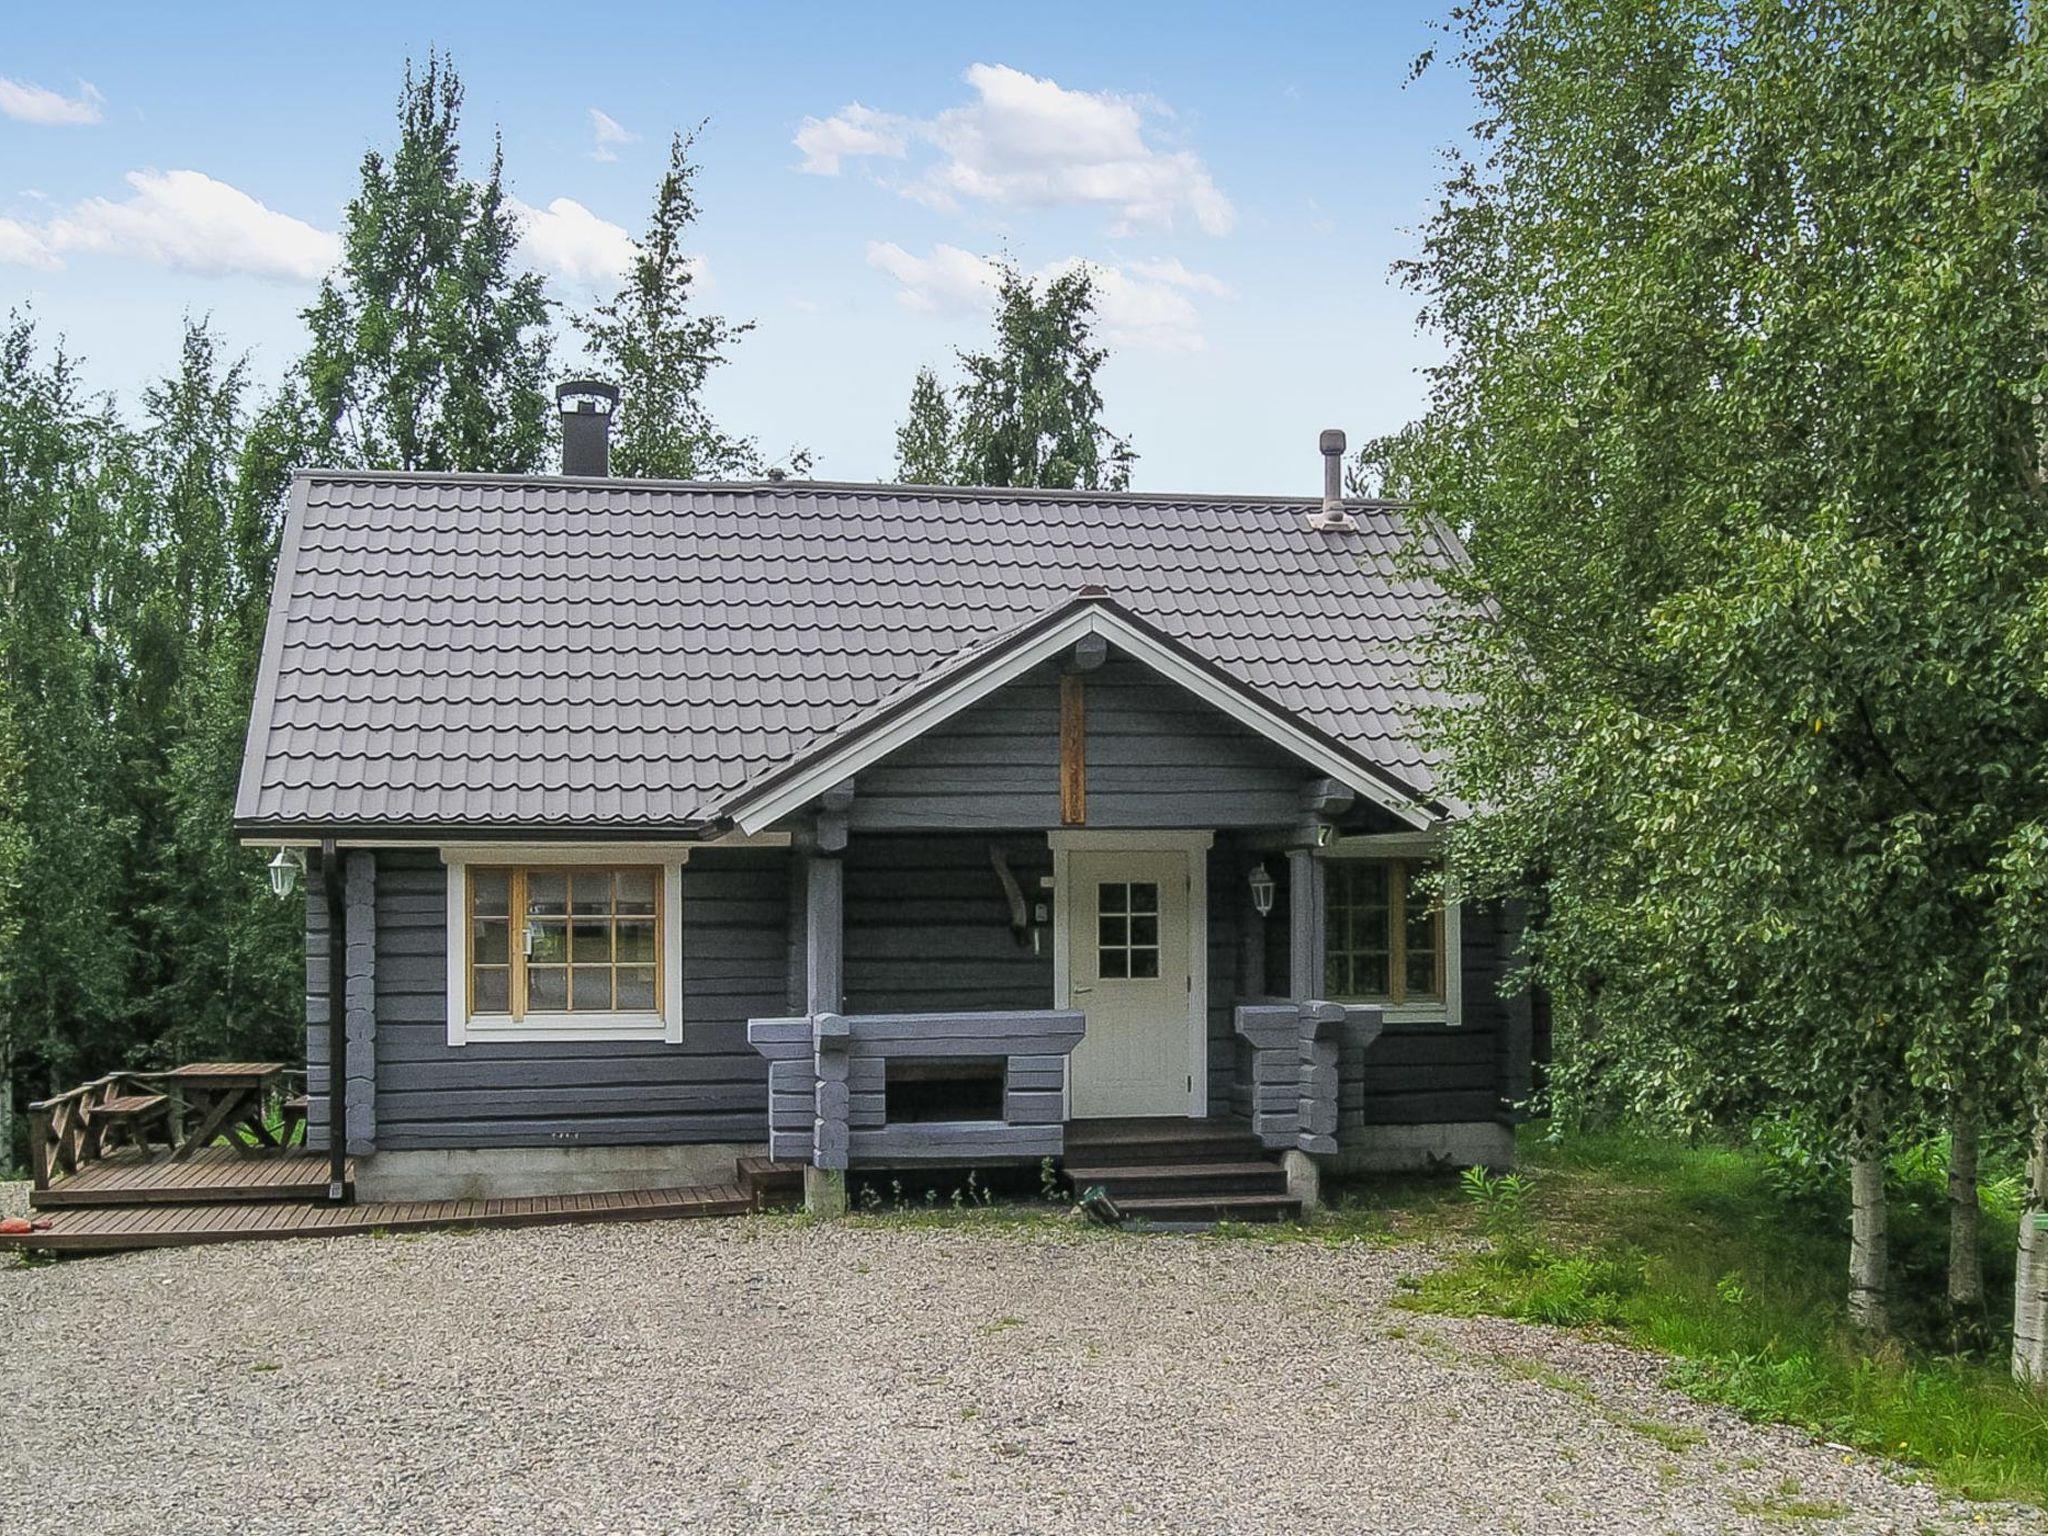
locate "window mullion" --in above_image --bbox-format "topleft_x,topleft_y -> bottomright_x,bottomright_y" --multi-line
510,868 -> 526,1022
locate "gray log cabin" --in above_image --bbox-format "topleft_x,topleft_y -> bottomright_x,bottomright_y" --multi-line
235,391 -> 1536,1218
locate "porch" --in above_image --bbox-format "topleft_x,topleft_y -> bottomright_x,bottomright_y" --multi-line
745,766 -> 1392,1214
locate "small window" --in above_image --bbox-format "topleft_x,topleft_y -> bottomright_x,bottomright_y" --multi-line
1097,880 -> 1161,979
1326,860 -> 1443,1004
469,866 -> 662,1021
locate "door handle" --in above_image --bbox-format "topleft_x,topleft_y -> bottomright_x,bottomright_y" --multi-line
1073,985 -> 1093,995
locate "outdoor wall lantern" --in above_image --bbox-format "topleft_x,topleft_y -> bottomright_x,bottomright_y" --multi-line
1247,861 -> 1276,918
268,847 -> 305,900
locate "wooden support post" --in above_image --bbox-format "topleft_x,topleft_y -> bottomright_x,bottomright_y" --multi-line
806,854 -> 843,1018
1059,674 -> 1087,826
1288,846 -> 1324,1001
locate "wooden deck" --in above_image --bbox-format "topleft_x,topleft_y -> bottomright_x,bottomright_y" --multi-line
1,1183 -> 753,1255
31,1147 -> 349,1209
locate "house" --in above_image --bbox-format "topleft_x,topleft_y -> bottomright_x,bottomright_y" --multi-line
234,386 -> 1537,1219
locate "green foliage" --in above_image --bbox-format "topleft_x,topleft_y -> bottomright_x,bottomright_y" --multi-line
1391,0 -> 2048,1336
919,264 -> 1134,490
575,127 -> 800,479
893,366 -> 956,484
296,50 -> 552,474
1410,1130 -> 2048,1503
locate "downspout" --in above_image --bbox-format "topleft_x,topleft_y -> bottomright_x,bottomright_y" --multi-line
321,839 -> 349,1202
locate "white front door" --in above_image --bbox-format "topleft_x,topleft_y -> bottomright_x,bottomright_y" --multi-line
1065,847 -> 1198,1118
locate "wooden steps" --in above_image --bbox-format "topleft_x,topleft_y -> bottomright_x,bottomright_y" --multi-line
1062,1118 -> 1300,1224
0,1183 -> 752,1255
736,1155 -> 804,1210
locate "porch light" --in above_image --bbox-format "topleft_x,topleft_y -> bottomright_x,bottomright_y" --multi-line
1247,862 -> 1276,918
267,847 -> 305,900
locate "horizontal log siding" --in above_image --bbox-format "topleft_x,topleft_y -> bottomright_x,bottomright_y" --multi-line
848,653 -> 1310,832
843,834 -> 1053,1015
305,846 -> 787,1150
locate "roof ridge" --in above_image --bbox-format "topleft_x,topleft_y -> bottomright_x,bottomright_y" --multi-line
293,467 -> 1412,512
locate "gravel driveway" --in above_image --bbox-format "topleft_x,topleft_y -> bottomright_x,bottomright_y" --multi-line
1,1211 -> 2041,1536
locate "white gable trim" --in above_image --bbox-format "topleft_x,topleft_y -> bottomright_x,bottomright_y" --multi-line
730,606 -> 1435,833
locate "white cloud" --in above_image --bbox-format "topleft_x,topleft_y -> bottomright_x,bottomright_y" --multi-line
0,217 -> 61,270
865,241 -> 1002,314
800,63 -> 1233,236
0,76 -> 103,126
865,241 -> 1226,352
795,102 -> 909,175
0,169 -> 338,280
588,107 -> 635,163
509,196 -> 637,286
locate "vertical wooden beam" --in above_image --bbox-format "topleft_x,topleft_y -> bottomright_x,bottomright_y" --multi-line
1059,673 -> 1087,825
1288,846 -> 1325,1001
806,851 -> 844,1016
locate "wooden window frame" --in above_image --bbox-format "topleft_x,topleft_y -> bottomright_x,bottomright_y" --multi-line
441,848 -> 687,1046
467,866 -> 665,1023
1322,846 -> 1463,1024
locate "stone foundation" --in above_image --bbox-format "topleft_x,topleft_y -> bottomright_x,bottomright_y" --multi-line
1326,1121 -> 1514,1175
352,1142 -> 761,1202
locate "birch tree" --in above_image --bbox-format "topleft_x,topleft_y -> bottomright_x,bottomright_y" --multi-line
1387,0 -> 2048,1343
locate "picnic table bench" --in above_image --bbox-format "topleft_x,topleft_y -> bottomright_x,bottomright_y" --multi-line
158,1062 -> 287,1160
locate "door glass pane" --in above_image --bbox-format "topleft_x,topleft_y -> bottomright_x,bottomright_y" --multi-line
528,871 -> 568,916
472,870 -> 510,916
1097,881 -> 1162,981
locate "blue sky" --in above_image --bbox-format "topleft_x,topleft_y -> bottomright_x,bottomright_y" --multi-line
2,1 -> 1472,493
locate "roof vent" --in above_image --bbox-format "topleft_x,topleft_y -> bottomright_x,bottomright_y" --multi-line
1305,428 -> 1357,533
557,379 -> 619,477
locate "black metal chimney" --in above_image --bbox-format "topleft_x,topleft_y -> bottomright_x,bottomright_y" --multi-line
557,379 -> 619,476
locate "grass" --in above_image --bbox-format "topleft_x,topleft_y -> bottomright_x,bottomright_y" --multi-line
1397,1128 -> 2048,1506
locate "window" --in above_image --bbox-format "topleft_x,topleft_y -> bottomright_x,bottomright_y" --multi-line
1325,859 -> 1443,1004
1097,880 -> 1161,979
468,866 -> 662,1022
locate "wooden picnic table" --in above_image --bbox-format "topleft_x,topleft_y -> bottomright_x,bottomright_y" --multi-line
156,1062 -> 287,1160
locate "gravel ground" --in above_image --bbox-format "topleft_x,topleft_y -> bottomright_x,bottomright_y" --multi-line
0,1180 -> 26,1221
2,1215 -> 2042,1536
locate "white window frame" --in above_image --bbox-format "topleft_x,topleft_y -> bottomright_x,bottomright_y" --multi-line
1324,832 -> 1463,1027
440,845 -> 688,1046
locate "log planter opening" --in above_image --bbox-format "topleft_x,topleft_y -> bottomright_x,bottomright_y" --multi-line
885,1059 -> 1007,1124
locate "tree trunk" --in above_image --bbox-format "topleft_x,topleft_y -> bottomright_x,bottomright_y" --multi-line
0,1023 -> 12,1177
1948,1092 -> 1984,1330
2015,1093 -> 2048,1389
1848,1086 -> 1889,1335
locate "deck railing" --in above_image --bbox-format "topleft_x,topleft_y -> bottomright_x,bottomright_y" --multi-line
25,1072 -> 163,1192
747,1009 -> 1085,1169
